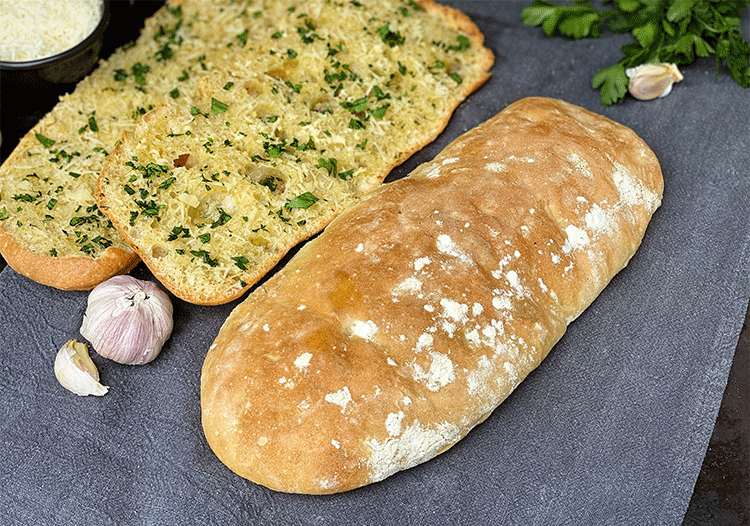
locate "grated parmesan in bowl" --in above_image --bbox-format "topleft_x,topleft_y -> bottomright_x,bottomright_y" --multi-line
0,0 -> 109,87
0,0 -> 104,62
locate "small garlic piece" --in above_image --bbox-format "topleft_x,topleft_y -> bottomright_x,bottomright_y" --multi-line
54,339 -> 109,396
80,275 -> 173,365
626,63 -> 684,101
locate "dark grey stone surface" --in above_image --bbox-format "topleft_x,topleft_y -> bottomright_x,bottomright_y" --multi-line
0,1 -> 748,524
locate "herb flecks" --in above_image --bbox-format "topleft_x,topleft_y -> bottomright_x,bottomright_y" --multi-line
285,192 -> 319,209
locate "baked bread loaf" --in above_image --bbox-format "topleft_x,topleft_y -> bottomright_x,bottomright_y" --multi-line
95,0 -> 494,304
200,97 -> 664,494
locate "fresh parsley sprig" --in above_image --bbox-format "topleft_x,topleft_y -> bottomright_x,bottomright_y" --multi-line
521,0 -> 750,104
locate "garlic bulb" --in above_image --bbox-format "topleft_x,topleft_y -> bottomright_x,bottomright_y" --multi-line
80,275 -> 173,365
626,63 -> 683,101
54,339 -> 109,396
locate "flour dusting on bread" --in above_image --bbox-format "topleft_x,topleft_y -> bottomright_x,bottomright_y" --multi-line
200,97 -> 664,494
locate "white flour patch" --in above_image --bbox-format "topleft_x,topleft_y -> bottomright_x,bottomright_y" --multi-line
612,161 -> 660,209
317,477 -> 338,491
355,243 -> 364,253
486,161 -> 506,173
441,320 -> 457,338
440,298 -> 469,324
465,328 -> 481,346
415,333 -> 433,353
393,277 -> 422,295
294,352 -> 312,371
467,355 -> 493,395
426,165 -> 442,179
325,387 -> 352,413
584,204 -> 613,234
411,352 -> 455,391
562,225 -> 590,254
492,254 -> 513,279
414,256 -> 431,272
505,270 -> 524,294
436,234 -> 473,265
385,411 -> 406,437
492,292 -> 512,311
351,320 -> 378,341
504,361 -> 519,384
568,153 -> 593,178
366,420 -> 461,484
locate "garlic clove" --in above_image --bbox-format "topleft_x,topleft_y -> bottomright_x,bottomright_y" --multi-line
80,275 -> 173,365
54,339 -> 109,396
626,63 -> 684,101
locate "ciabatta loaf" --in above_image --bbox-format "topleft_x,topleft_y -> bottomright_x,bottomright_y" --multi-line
200,97 -> 663,494
95,0 -> 494,304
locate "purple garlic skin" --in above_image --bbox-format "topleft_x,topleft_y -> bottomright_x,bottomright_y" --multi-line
81,275 -> 173,365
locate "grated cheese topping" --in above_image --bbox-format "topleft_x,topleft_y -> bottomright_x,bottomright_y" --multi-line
94,0 -> 492,299
0,0 -> 491,291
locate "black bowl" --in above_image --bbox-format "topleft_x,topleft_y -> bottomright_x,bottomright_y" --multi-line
0,0 -> 111,89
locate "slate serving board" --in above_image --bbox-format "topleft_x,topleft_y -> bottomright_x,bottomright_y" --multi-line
1,1 -> 749,524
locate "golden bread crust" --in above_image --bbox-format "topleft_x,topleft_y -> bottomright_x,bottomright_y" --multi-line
0,228 -> 138,290
200,97 -> 664,493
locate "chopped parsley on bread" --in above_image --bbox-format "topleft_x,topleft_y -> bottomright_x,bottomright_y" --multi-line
95,0 -> 493,304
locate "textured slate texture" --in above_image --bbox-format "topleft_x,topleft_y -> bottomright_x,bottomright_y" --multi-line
1,2 -> 749,525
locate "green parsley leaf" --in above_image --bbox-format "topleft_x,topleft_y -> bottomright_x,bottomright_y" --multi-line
167,225 -> 191,241
190,249 -> 219,267
591,63 -> 629,106
369,104 -> 390,118
316,157 -> 338,177
211,98 -> 228,114
231,255 -> 250,270
211,207 -> 232,228
522,0 -> 750,104
35,133 -> 55,149
285,192 -> 319,209
378,23 -> 405,47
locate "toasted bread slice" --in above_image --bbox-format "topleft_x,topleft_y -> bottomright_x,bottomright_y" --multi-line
0,0 -> 325,289
96,0 -> 494,304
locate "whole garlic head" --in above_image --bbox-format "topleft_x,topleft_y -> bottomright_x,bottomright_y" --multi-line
626,63 -> 684,101
80,275 -> 173,365
54,339 -> 109,396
